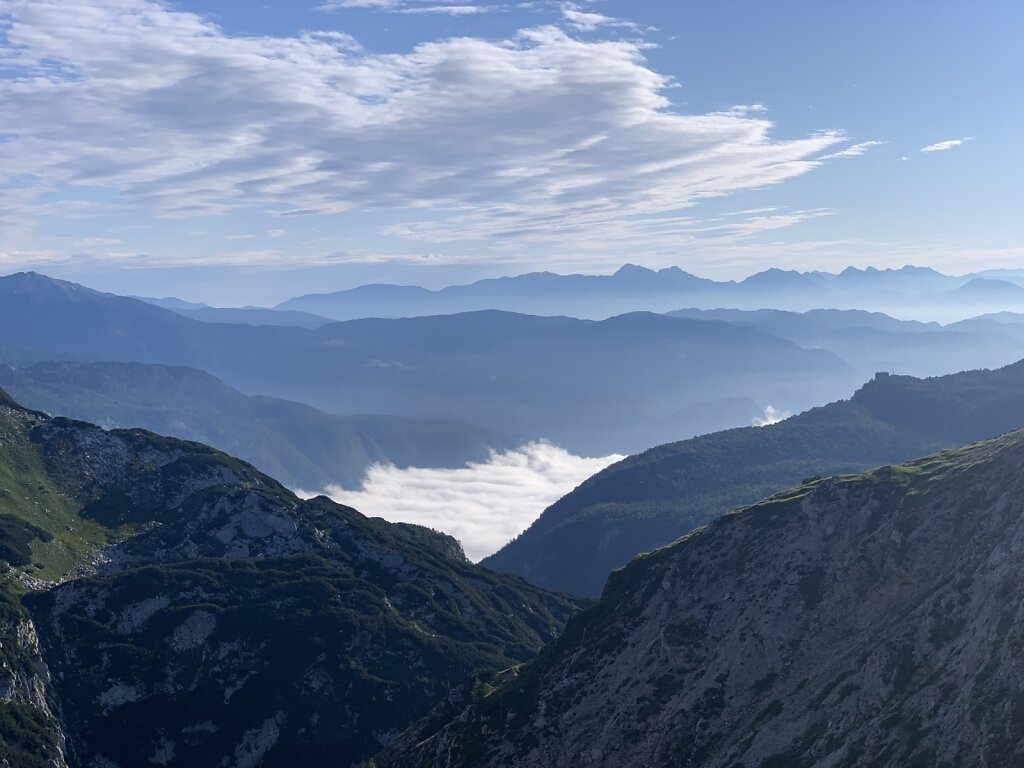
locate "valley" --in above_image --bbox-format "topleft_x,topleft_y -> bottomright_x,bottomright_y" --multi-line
3,2 -> 1019,762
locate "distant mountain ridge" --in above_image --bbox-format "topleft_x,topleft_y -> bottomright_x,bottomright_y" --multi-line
485,361 -> 1024,596
0,273 -> 859,455
277,264 -> 1019,322
0,360 -> 514,491
138,296 -> 334,329
665,307 -> 1024,378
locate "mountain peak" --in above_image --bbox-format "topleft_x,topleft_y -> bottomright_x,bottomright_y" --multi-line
952,277 -> 1024,297
613,263 -> 656,277
740,267 -> 813,287
0,270 -> 102,301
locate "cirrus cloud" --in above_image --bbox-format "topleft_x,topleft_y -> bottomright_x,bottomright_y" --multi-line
318,0 -> 490,14
920,138 -> 972,153
819,140 -> 886,160
0,0 -> 844,258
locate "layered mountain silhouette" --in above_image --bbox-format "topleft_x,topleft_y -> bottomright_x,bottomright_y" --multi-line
278,264 -> 1024,321
485,361 -> 1024,595
0,272 -> 859,455
0,360 -> 514,491
138,296 -> 334,329
665,307 -> 1024,378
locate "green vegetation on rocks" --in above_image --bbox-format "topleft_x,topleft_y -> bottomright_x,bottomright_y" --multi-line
0,391 -> 583,767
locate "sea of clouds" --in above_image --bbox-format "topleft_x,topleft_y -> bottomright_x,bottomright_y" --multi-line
307,442 -> 624,561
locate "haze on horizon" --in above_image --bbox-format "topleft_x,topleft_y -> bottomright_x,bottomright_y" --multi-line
1,0 -> 1021,305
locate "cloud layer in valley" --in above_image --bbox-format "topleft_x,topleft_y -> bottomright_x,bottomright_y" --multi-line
306,442 -> 623,561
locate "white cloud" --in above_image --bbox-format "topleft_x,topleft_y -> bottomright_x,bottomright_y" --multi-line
752,405 -> 790,427
560,2 -> 639,32
266,228 -> 287,238
318,0 -> 490,14
319,0 -> 397,7
820,140 -> 885,160
0,0 -> 842,258
226,234 -> 257,241
382,205 -> 834,251
401,5 -> 488,14
75,236 -> 122,246
920,138 -> 972,153
305,442 -> 623,560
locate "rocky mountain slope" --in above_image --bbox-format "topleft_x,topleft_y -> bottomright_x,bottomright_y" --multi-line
386,430 -> 1024,767
0,390 -> 582,766
485,361 -> 1024,596
0,360 -> 514,491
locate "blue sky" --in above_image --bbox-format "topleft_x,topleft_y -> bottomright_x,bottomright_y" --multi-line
0,0 -> 1020,304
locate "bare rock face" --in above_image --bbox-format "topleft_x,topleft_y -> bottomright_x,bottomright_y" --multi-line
0,612 -> 69,768
385,431 -> 1024,768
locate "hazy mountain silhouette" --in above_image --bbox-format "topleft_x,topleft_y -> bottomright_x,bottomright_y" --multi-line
0,360 -> 514,491
485,361 -> 1024,595
277,264 -> 1015,321
0,272 -> 858,455
138,296 -> 334,328
666,307 -> 1024,378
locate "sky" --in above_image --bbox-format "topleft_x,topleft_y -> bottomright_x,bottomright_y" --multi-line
0,0 -> 1021,304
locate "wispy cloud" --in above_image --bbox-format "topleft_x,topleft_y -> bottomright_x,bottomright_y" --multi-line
304,442 -> 624,560
560,2 -> 640,32
820,140 -> 886,160
318,0 -> 490,14
920,138 -> 972,153
381,205 -> 834,250
0,0 -> 842,261
752,405 -> 790,427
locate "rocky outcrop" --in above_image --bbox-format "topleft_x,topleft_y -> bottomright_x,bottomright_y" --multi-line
386,431 -> 1024,767
0,608 -> 68,768
0,392 -> 584,767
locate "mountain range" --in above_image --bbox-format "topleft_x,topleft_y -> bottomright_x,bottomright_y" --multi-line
0,390 -> 582,767
485,361 -> 1024,596
278,264 -> 1024,323
665,307 -> 1024,379
0,272 -> 860,455
138,297 -> 334,329
384,431 -> 1024,767
0,360 -> 513,491
7,264 -> 1024,765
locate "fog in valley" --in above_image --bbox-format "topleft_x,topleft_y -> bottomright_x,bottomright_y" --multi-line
301,442 -> 624,561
